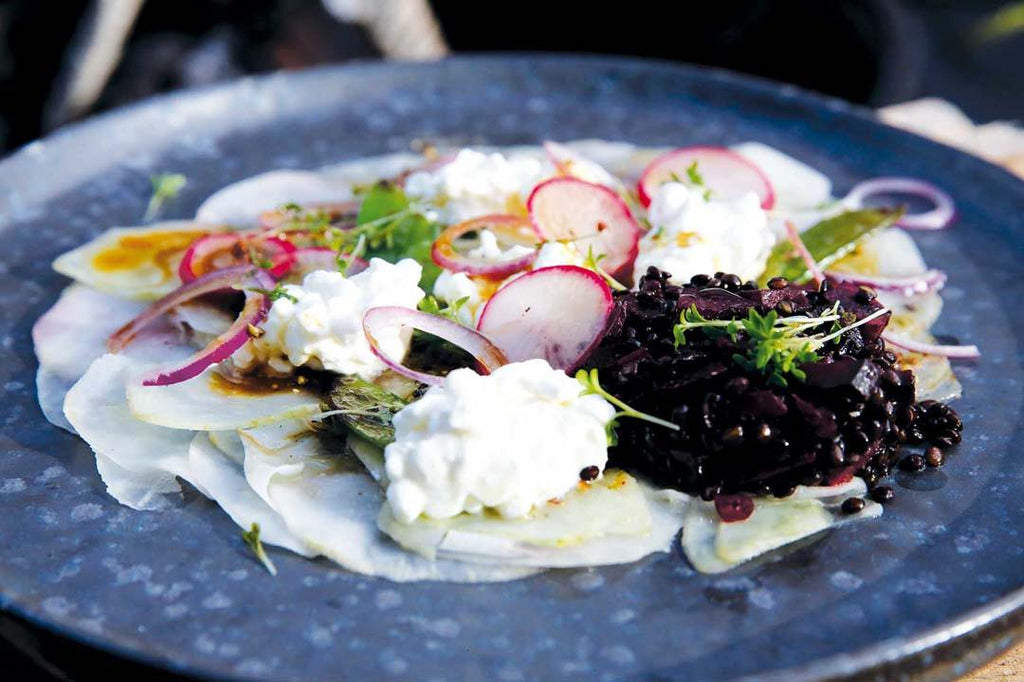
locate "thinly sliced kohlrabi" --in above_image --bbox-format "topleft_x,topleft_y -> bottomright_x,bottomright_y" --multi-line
64,353 -> 196,510
239,422 -> 537,582
681,479 -> 881,574
53,222 -> 215,300
477,265 -> 613,372
527,177 -> 642,279
731,142 -> 832,211
126,367 -> 321,431
379,468 -> 692,568
543,140 -> 625,191
188,433 -> 315,555
195,170 -> 354,226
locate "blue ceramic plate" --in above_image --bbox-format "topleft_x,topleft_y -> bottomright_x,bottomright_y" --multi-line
0,56 -> 1021,681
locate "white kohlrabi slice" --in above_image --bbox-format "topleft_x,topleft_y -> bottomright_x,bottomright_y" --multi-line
208,430 -> 246,464
239,423 -> 537,583
379,471 -> 690,569
681,479 -> 882,574
64,353 -> 195,510
893,336 -> 963,402
52,222 -> 212,300
830,228 -> 943,334
126,368 -> 321,431
732,142 -> 833,211
187,433 -> 315,556
320,153 -> 423,187
195,170 -> 353,226
36,368 -> 76,433
347,434 -> 387,484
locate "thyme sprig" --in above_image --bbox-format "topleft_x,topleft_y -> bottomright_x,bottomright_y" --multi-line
672,302 -> 890,387
576,368 -> 680,444
242,523 -> 277,576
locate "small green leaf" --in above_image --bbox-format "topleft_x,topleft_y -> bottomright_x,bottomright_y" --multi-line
145,173 -> 187,220
242,523 -> 277,576
323,375 -> 410,448
758,208 -> 904,285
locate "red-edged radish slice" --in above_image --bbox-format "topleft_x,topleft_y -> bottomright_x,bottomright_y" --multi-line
527,178 -> 641,279
543,141 -> 621,189
637,146 -> 775,209
363,307 -> 508,386
477,265 -> 613,372
179,233 -> 295,282
431,214 -> 539,278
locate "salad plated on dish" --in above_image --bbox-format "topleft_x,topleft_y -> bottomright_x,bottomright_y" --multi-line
32,140 -> 976,581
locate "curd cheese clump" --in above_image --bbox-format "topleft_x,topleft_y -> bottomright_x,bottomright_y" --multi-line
384,359 -> 617,523
234,258 -> 424,380
635,182 -> 775,284
404,149 -> 553,224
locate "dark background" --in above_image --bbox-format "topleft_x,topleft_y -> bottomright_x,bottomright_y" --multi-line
1,0 -> 1020,679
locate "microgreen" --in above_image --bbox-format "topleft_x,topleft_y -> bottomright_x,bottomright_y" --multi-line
672,302 -> 890,387
576,368 -> 680,445
336,233 -> 367,276
242,523 -> 277,576
418,294 -> 471,323
582,246 -> 627,292
250,282 -> 298,303
145,172 -> 187,220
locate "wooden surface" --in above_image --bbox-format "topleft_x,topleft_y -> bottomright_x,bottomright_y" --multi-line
962,641 -> 1024,680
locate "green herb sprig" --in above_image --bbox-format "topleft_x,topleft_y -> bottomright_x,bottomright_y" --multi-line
672,303 -> 890,387
418,295 -> 471,323
250,281 -> 298,303
576,368 -> 680,445
582,246 -> 627,292
145,172 -> 187,220
242,523 -> 277,576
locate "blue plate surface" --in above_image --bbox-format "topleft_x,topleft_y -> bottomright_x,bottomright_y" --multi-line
0,56 -> 1021,681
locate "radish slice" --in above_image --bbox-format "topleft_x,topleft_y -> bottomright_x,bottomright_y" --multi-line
882,332 -> 979,359
431,214 -> 539,278
543,141 -> 622,189
109,265 -> 260,352
363,307 -> 508,386
824,269 -> 947,297
637,146 -> 776,209
476,266 -> 613,372
843,177 -> 955,231
527,178 -> 642,279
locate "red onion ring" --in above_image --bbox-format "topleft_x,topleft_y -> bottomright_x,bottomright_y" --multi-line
179,233 -> 296,282
844,177 -> 955,230
784,221 -> 825,286
140,269 -> 275,386
882,331 -> 980,359
431,214 -> 539,278
824,269 -> 947,297
363,306 -> 508,386
109,265 -> 258,352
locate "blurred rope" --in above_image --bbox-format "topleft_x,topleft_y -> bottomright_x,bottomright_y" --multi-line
43,0 -> 144,131
321,0 -> 449,59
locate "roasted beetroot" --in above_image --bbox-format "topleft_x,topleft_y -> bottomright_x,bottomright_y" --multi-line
584,267 -> 962,498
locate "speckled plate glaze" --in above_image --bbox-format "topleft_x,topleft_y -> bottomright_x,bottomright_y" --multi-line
0,56 -> 1021,681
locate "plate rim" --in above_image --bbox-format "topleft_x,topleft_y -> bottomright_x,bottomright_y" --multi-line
1,53 -> 1021,681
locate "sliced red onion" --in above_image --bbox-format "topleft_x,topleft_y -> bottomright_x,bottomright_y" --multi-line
178,233 -> 295,282
431,214 -> 539,278
784,221 -> 825,286
140,271 -> 274,386
291,247 -> 368,276
363,306 -> 508,385
109,265 -> 257,352
882,332 -> 979,359
843,177 -> 955,230
824,269 -> 947,297
637,146 -> 775,209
